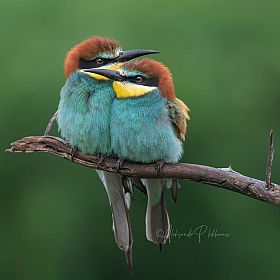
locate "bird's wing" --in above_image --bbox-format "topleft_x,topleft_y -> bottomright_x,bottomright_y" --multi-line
167,98 -> 190,141
167,98 -> 189,204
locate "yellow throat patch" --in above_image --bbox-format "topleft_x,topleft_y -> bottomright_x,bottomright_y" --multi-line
113,82 -> 156,99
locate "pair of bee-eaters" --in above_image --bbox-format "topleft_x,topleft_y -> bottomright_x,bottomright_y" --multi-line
50,36 -> 189,273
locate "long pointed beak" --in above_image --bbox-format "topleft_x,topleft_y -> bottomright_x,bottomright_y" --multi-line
114,49 -> 159,62
83,68 -> 125,82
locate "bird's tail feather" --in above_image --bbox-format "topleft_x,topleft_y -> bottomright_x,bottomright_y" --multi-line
142,179 -> 170,247
96,170 -> 133,274
132,178 -> 147,194
146,191 -> 170,247
170,179 -> 178,204
165,178 -> 179,204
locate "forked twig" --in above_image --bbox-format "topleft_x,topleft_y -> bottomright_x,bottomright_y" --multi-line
44,110 -> 58,136
265,130 -> 275,189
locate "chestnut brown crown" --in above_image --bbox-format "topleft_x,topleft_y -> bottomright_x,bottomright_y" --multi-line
64,36 -> 120,79
124,58 -> 175,101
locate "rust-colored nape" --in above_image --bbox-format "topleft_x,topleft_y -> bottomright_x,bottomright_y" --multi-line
124,58 -> 175,101
64,36 -> 120,79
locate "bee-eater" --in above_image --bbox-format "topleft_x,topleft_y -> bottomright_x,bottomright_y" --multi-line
83,58 -> 190,250
56,36 -> 159,273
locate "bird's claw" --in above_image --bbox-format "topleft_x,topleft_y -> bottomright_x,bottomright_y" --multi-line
155,159 -> 166,175
116,158 -> 125,174
96,153 -> 106,168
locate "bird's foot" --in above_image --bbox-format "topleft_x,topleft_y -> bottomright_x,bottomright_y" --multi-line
155,159 -> 166,175
96,153 -> 106,168
70,146 -> 77,162
116,158 -> 125,174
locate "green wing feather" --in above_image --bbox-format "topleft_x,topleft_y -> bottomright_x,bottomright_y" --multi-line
167,98 -> 190,141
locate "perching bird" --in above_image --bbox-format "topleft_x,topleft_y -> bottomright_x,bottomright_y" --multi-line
56,36 -> 159,273
84,58 -> 190,250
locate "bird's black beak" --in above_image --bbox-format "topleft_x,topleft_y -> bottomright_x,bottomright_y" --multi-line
114,49 -> 159,62
83,68 -> 125,82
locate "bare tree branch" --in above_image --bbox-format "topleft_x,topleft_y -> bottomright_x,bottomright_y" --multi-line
265,129 -> 275,189
44,110 -> 58,136
5,136 -> 280,207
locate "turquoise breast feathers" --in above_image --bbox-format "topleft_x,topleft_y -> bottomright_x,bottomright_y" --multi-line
110,89 -> 183,163
57,71 -> 115,155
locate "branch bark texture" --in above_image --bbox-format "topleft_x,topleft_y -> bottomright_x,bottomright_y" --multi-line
6,136 -> 280,207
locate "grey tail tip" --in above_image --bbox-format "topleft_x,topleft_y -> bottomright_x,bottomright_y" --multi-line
171,179 -> 178,204
126,250 -> 133,275
158,243 -> 163,253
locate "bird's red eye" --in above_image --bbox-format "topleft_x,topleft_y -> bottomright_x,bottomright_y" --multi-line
135,76 -> 142,82
96,58 -> 103,64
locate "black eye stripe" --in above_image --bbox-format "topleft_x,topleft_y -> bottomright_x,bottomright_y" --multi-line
127,76 -> 159,87
79,57 -> 113,69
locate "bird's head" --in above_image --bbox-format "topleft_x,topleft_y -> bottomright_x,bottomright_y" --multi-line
83,58 -> 176,101
64,36 -> 159,80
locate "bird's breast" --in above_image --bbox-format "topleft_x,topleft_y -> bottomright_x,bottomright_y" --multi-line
57,72 -> 115,155
110,91 -> 183,163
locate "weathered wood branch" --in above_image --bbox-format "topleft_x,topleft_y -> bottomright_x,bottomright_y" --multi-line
5,136 -> 280,207
265,130 -> 275,189
44,110 -> 58,136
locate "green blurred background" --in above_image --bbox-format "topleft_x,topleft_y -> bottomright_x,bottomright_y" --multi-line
1,0 -> 280,279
